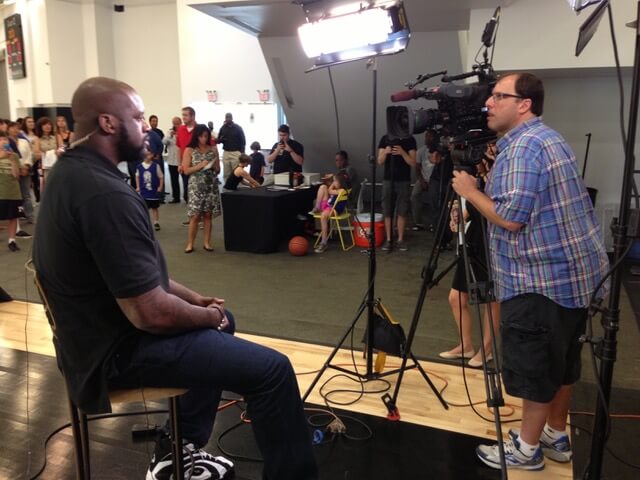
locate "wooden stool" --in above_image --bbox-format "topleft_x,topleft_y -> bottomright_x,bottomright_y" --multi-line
69,387 -> 188,480
26,260 -> 188,479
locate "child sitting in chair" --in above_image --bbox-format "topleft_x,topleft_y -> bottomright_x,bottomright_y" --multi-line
312,173 -> 348,253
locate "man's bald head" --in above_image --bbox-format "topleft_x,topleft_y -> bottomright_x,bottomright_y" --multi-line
71,77 -> 137,137
70,77 -> 148,166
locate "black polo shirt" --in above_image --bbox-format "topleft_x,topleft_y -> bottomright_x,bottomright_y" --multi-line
33,146 -> 169,413
270,139 -> 304,174
378,135 -> 417,182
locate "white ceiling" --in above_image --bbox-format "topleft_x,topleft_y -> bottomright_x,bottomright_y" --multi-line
190,0 -> 517,37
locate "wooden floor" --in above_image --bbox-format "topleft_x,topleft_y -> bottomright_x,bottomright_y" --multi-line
0,300 -> 572,479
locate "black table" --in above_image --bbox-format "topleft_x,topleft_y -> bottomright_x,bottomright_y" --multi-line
221,186 -> 317,253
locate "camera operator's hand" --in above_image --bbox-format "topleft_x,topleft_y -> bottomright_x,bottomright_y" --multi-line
451,170 -> 478,199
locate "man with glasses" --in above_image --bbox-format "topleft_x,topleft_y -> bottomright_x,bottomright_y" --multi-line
452,73 -> 609,471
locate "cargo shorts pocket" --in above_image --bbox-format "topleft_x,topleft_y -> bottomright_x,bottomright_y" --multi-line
501,322 -> 550,378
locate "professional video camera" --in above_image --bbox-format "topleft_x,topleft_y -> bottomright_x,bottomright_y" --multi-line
386,7 -> 501,168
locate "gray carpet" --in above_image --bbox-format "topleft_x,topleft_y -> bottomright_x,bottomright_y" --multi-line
2,201 -> 639,391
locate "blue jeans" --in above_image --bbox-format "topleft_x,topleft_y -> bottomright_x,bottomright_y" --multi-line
106,310 -> 317,480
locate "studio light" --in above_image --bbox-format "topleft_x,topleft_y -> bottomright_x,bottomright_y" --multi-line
567,0 -> 605,13
297,1 -> 410,69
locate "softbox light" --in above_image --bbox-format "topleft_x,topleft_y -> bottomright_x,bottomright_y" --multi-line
297,1 -> 410,70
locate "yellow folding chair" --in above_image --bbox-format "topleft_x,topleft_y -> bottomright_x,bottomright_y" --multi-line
313,189 -> 355,251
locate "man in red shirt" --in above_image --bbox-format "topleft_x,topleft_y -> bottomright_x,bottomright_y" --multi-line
176,106 -> 196,203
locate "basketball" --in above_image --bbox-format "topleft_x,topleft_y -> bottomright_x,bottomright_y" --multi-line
288,236 -> 309,256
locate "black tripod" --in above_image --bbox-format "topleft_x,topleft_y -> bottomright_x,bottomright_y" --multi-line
302,59 -> 446,410
381,168 -> 508,477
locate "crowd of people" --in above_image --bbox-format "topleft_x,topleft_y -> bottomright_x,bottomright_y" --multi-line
0,115 -> 75,251
0,103 -> 317,255
1,102 -> 453,257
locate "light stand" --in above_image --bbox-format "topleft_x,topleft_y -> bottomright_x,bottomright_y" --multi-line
296,0 -> 446,407
302,58 -> 447,409
585,1 -> 640,477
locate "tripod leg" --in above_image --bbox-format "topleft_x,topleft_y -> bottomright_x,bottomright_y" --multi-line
385,186 -> 458,417
302,300 -> 368,402
410,353 -> 448,409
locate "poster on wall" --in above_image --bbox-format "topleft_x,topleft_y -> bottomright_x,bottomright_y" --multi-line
4,14 -> 26,80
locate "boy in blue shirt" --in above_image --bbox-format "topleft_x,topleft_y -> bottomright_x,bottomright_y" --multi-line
136,149 -> 164,231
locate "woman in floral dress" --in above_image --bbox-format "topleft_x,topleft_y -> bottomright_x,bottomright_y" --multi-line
181,124 -> 221,253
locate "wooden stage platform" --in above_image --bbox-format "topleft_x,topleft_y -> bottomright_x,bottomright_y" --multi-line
0,300 -> 572,479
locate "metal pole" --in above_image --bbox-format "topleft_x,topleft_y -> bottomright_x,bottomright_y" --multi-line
365,57 -> 378,376
586,2 -> 640,478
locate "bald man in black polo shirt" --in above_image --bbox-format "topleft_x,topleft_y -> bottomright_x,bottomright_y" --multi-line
33,77 -> 317,480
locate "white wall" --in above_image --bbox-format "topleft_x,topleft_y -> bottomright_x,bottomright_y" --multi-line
94,3 -> 115,77
112,2 -> 182,131
175,0 -> 277,143
47,0 -> 86,104
2,0 -> 91,111
2,0 -> 51,112
177,2 -> 275,106
81,2 -> 115,78
541,72 -> 633,208
468,0 -> 636,72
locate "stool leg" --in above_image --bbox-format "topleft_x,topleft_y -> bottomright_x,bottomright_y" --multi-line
169,396 -> 184,479
78,411 -> 91,479
67,398 -> 87,480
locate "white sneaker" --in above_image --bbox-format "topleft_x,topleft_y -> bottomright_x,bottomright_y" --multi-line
509,427 -> 572,463
476,434 -> 545,471
146,435 -> 234,479
314,242 -> 328,253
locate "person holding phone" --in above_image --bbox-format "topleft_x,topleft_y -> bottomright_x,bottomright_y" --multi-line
377,134 -> 417,252
266,124 -> 304,174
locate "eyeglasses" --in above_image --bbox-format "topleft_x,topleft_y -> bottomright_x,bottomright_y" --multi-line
490,92 -> 524,102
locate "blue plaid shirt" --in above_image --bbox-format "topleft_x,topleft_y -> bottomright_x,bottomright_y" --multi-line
485,117 -> 609,308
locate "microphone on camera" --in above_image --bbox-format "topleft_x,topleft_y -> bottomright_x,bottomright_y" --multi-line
390,89 -> 424,102
482,7 -> 500,48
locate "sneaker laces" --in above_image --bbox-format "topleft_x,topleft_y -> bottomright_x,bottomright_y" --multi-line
497,438 -> 516,456
182,443 -> 234,479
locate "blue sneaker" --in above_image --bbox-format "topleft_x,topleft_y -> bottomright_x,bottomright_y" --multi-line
509,427 -> 572,463
509,428 -> 573,463
476,434 -> 545,471
541,429 -> 572,463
